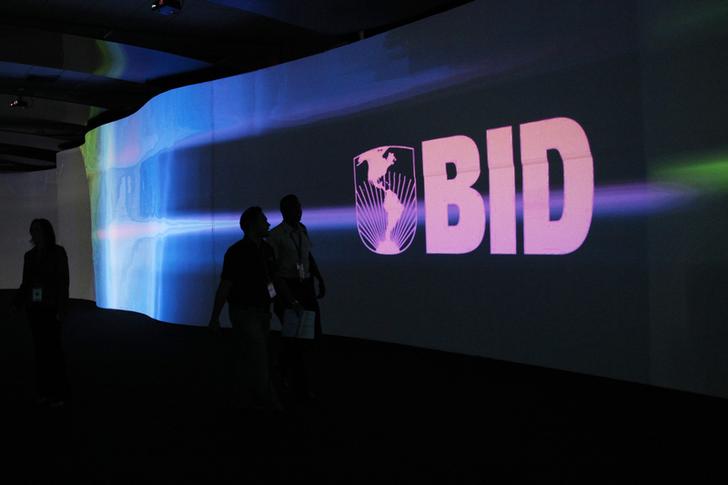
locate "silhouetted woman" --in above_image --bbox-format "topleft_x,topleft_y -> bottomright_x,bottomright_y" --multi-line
13,219 -> 70,407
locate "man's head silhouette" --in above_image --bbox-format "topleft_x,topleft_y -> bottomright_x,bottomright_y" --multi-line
239,207 -> 270,238
280,194 -> 302,225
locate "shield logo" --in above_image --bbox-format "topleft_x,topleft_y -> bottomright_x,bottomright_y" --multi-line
353,145 -> 417,255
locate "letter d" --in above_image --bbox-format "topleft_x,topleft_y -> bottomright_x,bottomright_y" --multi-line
521,117 -> 594,254
422,135 -> 485,254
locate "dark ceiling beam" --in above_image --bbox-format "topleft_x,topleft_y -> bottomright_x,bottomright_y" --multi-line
101,29 -> 326,65
0,119 -> 86,138
0,142 -> 56,163
0,79 -> 151,111
0,153 -> 55,167
0,24 -> 213,84
0,25 -> 64,69
0,159 -> 54,172
207,0 -> 473,35
0,13 -> 331,65
0,127 -> 68,145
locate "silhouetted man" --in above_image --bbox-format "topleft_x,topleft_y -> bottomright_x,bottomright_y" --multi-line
208,207 -> 291,412
11,218 -> 70,407
268,194 -> 326,401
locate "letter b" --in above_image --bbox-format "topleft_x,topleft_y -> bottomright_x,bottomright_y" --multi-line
422,135 -> 485,254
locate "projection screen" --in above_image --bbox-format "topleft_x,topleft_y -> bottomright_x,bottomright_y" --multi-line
77,0 -> 728,397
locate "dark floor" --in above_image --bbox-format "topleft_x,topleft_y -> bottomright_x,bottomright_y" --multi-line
1,291 -> 726,484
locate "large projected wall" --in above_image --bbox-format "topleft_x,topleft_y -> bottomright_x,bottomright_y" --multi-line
80,0 -> 728,396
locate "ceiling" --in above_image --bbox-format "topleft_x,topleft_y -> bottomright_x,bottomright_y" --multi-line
0,0 -> 470,172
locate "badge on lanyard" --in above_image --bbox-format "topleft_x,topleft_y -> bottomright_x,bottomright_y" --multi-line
291,229 -> 306,281
32,288 -> 43,303
267,282 -> 277,299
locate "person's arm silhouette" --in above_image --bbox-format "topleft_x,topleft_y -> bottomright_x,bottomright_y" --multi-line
269,248 -> 302,314
10,252 -> 31,314
267,230 -> 302,313
57,247 -> 69,322
309,253 -> 326,299
209,280 -> 232,334
210,244 -> 239,334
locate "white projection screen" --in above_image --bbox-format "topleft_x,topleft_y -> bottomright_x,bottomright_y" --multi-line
0,148 -> 94,302
0,170 -> 59,289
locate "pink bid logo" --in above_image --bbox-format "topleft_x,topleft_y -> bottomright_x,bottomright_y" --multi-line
354,146 -> 418,254
353,117 -> 595,256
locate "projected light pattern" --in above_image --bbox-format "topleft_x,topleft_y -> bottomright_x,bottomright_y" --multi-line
94,182 -> 693,241
92,38 -> 209,82
86,179 -> 693,321
93,40 -> 126,80
648,2 -> 728,40
78,0 -> 700,325
653,153 -> 728,192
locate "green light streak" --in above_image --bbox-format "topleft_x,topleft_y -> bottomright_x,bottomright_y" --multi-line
648,1 -> 728,40
653,153 -> 728,192
80,129 -> 102,234
93,40 -> 126,79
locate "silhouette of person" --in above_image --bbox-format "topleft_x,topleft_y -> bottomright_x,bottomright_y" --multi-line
11,219 -> 70,407
268,194 -> 326,401
208,207 -> 292,412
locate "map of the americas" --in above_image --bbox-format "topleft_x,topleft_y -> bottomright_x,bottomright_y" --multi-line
355,146 -> 407,254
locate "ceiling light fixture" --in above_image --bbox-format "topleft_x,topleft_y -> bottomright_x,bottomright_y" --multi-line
151,0 -> 182,16
9,96 -> 28,109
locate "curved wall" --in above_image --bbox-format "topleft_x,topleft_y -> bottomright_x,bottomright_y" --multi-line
78,0 -> 728,397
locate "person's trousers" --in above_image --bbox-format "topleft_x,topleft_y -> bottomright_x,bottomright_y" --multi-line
228,305 -> 276,408
274,278 -> 321,397
27,307 -> 68,401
